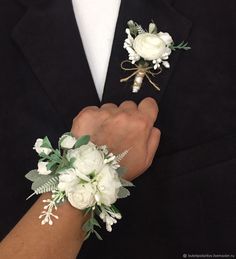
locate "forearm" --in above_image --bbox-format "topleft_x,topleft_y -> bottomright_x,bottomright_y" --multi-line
0,193 -> 86,259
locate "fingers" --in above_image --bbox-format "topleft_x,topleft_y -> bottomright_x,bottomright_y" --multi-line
100,103 -> 118,116
100,103 -> 118,109
146,127 -> 161,167
138,97 -> 159,124
119,100 -> 138,111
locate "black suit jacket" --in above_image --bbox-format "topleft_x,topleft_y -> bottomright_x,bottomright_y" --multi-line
1,0 -> 236,258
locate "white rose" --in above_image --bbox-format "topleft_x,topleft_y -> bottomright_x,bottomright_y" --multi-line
133,33 -> 166,61
68,183 -> 96,210
95,165 -> 122,206
157,32 -> 173,46
66,142 -> 104,175
33,138 -> 52,155
57,168 -> 79,193
37,161 -> 51,175
60,135 -> 77,149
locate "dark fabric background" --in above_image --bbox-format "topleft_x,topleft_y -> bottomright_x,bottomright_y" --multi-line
0,0 -> 236,258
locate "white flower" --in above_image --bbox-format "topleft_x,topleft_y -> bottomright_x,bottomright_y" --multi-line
60,135 -> 77,149
37,161 -> 51,175
57,168 -> 79,193
158,32 -> 173,46
33,138 -> 52,155
133,33 -> 167,61
66,142 -> 104,176
67,183 -> 96,210
95,165 -> 122,206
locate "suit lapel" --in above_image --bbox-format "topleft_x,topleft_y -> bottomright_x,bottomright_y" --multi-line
12,0 -> 100,127
102,0 -> 192,105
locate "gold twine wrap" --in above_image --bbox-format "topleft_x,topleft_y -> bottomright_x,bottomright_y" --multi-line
120,60 -> 162,93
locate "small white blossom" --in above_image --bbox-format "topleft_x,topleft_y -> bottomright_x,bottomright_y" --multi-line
162,61 -> 170,68
33,138 -> 52,155
123,28 -> 141,63
37,161 -> 51,175
99,207 -> 122,232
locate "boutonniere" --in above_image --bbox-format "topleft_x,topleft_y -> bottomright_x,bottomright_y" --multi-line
120,20 -> 191,93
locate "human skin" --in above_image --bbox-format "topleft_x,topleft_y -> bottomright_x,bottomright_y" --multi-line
0,97 -> 161,259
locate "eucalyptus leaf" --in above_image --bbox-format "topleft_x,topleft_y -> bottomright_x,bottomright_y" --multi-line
116,167 -> 127,176
74,135 -> 90,148
94,230 -> 103,241
83,219 -> 93,232
91,217 -> 101,228
84,231 -> 91,241
25,169 -> 40,182
120,178 -> 134,187
118,187 -> 130,199
84,207 -> 92,216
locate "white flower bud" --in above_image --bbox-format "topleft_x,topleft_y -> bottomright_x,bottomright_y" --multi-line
33,139 -> 52,155
37,161 -> 51,175
60,135 -> 77,149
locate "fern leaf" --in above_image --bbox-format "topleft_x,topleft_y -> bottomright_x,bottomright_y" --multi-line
34,176 -> 59,195
116,149 -> 129,163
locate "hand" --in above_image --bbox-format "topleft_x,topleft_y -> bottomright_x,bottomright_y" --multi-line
71,97 -> 161,180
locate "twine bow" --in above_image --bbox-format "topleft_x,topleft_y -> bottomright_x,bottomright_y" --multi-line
120,60 -> 162,92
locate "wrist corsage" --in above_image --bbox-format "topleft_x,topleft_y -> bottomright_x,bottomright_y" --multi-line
121,20 -> 191,92
25,133 -> 133,240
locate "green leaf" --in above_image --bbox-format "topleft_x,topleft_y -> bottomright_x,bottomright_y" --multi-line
83,207 -> 92,216
54,149 -> 61,157
50,154 -> 61,163
90,217 -> 101,228
25,169 -> 40,182
82,219 -> 93,232
41,136 -> 52,149
84,230 -> 91,241
46,160 -> 59,170
117,187 -> 130,199
120,178 -> 134,187
170,41 -> 191,51
110,204 -> 120,214
74,135 -> 90,148
94,230 -> 103,241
